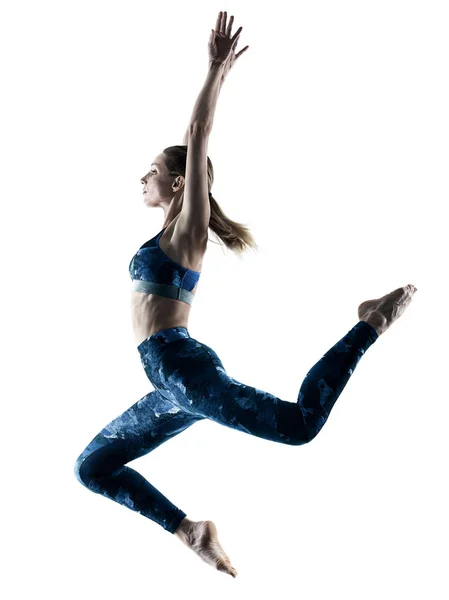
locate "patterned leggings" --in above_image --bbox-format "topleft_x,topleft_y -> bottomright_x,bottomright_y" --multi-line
74,321 -> 378,534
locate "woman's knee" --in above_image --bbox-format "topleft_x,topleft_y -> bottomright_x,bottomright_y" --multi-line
73,445 -> 105,490
274,402 -> 317,446
74,451 -> 91,489
74,436 -> 129,490
73,450 -> 110,491
281,431 -> 316,446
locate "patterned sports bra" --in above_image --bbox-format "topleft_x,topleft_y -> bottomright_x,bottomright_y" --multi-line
129,227 -> 201,306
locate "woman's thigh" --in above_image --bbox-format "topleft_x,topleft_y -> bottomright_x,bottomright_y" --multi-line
75,389 -> 203,486
141,337 -> 308,446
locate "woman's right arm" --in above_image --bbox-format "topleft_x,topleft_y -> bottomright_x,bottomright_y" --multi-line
182,11 -> 248,145
182,64 -> 225,146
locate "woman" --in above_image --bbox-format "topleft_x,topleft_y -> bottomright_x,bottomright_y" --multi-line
74,11 -> 417,578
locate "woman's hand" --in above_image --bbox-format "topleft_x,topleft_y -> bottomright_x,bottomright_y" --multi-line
208,11 -> 249,80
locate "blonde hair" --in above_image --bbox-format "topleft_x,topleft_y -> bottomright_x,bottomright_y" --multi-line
163,145 -> 259,256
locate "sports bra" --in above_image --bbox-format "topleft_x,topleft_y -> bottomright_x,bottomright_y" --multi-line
129,227 -> 201,306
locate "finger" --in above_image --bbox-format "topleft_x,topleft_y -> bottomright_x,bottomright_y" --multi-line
231,33 -> 242,51
221,11 -> 227,34
230,26 -> 242,46
215,11 -> 222,32
226,15 -> 234,37
235,45 -> 249,59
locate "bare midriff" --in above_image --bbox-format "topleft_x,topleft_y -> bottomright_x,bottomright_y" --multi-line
131,216 -> 205,346
131,287 -> 200,347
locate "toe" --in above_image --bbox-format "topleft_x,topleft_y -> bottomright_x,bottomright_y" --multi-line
216,559 -> 232,574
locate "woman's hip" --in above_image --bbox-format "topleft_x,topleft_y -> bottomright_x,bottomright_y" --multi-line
137,327 -> 224,411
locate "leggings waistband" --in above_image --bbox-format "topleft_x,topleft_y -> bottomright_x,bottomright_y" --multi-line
137,326 -> 191,355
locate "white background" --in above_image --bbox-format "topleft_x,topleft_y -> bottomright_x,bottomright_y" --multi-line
1,0 -> 448,598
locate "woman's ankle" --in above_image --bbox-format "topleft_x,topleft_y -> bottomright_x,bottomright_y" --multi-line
174,516 -> 192,538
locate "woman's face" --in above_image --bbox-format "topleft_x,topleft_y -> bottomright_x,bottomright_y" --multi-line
140,154 -> 172,206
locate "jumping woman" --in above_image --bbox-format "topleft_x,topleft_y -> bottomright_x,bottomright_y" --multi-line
74,10 -> 417,578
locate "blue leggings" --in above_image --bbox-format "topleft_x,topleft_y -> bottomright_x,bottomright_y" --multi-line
74,321 -> 378,534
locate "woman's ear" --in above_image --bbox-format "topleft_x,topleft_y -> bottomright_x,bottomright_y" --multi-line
173,175 -> 185,193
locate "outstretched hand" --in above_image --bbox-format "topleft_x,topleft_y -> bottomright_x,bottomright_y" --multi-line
208,11 -> 249,80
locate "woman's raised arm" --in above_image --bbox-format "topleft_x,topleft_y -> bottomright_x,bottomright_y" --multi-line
182,11 -> 249,143
182,63 -> 224,145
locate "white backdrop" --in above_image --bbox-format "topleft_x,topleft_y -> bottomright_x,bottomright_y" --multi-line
1,0 -> 448,598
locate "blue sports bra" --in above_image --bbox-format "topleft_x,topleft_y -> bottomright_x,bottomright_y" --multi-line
129,227 -> 201,306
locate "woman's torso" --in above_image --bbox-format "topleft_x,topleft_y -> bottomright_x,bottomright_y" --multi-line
130,213 -> 207,346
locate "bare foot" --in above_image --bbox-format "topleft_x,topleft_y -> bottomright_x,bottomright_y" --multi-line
175,519 -> 238,578
358,284 -> 418,336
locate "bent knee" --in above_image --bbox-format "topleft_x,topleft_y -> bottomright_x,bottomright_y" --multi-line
74,448 -> 102,490
74,452 -> 91,488
285,433 -> 316,446
279,422 -> 320,446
